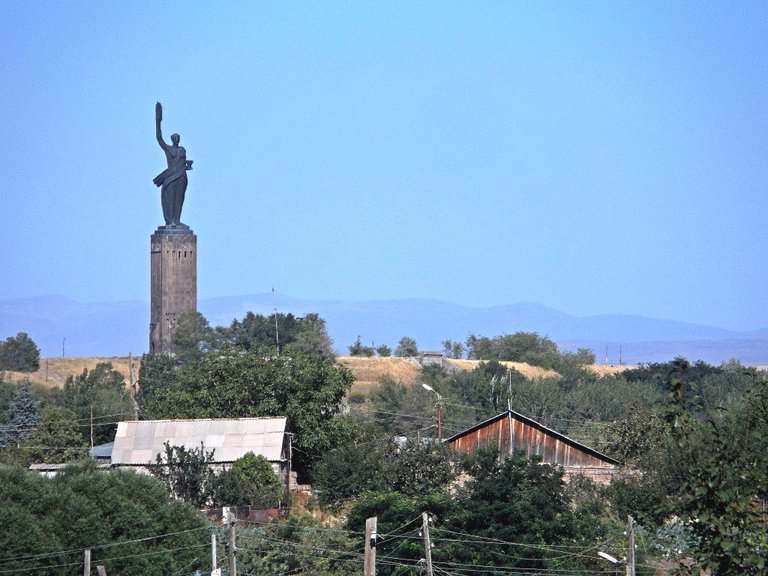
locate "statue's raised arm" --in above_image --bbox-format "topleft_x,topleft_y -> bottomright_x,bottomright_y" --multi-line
152,102 -> 191,228
155,102 -> 169,151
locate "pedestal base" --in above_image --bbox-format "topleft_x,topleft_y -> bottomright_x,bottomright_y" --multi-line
150,228 -> 197,353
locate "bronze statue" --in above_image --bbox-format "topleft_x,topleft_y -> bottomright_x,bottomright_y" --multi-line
153,102 -> 193,227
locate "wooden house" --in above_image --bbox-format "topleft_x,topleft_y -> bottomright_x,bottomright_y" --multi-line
445,409 -> 619,484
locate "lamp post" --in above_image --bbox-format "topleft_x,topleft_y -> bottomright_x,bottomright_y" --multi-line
421,383 -> 442,441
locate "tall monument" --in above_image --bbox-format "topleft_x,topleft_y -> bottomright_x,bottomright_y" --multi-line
149,102 -> 197,353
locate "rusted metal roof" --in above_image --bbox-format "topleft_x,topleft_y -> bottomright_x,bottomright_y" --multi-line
445,409 -> 619,468
111,417 -> 287,466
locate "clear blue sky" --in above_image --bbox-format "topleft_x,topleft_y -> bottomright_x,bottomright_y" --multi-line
1,2 -> 767,331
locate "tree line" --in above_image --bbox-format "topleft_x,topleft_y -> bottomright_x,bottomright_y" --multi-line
1,317 -> 766,574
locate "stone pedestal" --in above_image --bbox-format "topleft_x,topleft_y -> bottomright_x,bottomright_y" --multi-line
150,225 -> 197,353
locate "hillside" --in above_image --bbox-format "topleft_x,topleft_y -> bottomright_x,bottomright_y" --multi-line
2,355 -> 630,393
2,357 -> 138,390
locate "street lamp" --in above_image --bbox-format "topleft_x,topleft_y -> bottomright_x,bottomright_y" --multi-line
421,383 -> 443,441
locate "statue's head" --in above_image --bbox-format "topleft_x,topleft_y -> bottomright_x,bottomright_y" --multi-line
171,133 -> 181,145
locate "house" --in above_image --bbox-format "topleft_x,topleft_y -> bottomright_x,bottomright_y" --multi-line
110,417 -> 291,488
445,409 -> 619,484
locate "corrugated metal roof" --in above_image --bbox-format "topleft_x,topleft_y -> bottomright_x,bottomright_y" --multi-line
111,417 -> 287,466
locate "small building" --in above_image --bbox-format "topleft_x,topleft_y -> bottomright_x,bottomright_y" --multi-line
89,441 -> 114,465
445,409 -> 619,484
111,417 -> 291,487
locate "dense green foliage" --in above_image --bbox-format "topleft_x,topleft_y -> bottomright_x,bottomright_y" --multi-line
343,448 -> 610,576
61,362 -> 134,445
394,336 -> 419,357
171,310 -> 220,364
20,405 -> 88,464
218,311 -> 334,357
151,444 -> 285,509
0,380 -> 41,448
135,351 -> 176,416
441,338 -> 465,358
0,461 -> 209,576
150,441 -> 218,509
465,331 -> 595,370
233,512 -> 359,576
314,433 -> 456,509
145,346 -> 353,478
216,452 -> 284,508
348,336 -> 375,356
0,331 -> 41,372
610,359 -> 768,573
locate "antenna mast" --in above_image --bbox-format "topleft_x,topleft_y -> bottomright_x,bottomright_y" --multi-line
272,288 -> 280,355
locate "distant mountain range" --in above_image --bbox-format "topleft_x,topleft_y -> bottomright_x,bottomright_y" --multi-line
1,294 -> 767,365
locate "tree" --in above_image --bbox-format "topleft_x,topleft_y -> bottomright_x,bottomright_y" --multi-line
284,313 -> 334,357
313,426 -> 396,509
150,441 -> 218,508
375,344 -> 392,357
171,310 -> 219,363
394,336 -> 418,357
0,460 -> 210,576
346,489 -> 457,576
442,448 -> 599,573
20,405 -> 88,464
464,331 -> 590,371
0,381 -> 40,449
215,452 -> 284,508
221,311 -> 334,357
442,339 -> 464,359
654,365 -> 768,573
389,439 -> 456,496
137,352 -> 177,418
348,336 -> 374,356
0,332 -> 40,372
154,347 -> 354,478
369,376 -> 433,435
62,362 -> 133,445
236,512 -> 358,576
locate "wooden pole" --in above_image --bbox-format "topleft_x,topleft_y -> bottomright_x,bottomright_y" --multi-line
422,512 -> 434,576
129,353 -> 139,420
227,511 -> 237,576
626,515 -> 635,576
83,549 -> 90,576
364,516 -> 377,576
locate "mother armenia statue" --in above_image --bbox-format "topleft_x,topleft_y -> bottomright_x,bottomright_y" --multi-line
153,102 -> 193,227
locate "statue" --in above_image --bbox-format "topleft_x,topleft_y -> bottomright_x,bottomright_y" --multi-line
153,102 -> 193,227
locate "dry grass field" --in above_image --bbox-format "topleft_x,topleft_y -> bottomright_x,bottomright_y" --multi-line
2,355 -> 633,394
2,357 -> 137,390
337,356 -> 633,395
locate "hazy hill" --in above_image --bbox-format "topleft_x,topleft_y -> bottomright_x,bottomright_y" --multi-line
1,294 -> 767,365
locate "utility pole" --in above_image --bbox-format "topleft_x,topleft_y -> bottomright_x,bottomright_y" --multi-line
436,396 -> 442,441
420,384 -> 443,441
626,515 -> 635,576
129,353 -> 139,420
83,549 -> 90,576
227,510 -> 237,576
211,530 -> 218,573
422,512 -> 434,576
364,516 -> 377,576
